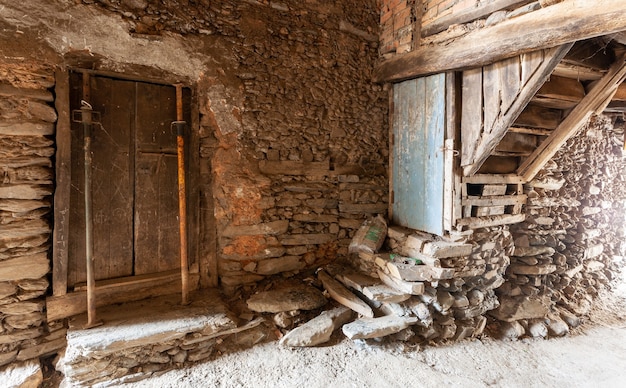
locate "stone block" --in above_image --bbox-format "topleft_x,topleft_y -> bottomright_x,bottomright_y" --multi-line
422,241 -> 473,258
247,285 -> 327,313
0,359 -> 42,388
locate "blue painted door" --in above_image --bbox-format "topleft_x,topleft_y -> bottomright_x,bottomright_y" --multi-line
392,74 -> 446,235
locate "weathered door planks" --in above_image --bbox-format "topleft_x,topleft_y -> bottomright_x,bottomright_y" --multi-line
392,73 -> 446,235
66,73 -> 191,288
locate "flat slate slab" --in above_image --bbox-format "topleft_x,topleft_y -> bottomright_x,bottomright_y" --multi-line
342,315 -> 419,339
280,306 -> 354,347
64,290 -> 237,361
247,284 -> 327,313
0,359 -> 43,388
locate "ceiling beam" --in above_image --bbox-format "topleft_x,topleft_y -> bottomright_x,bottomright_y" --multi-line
517,54 -> 626,181
373,0 -> 626,83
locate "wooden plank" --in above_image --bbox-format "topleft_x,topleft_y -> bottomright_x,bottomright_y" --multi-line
53,68 -> 71,296
68,71 -> 87,287
518,54 -> 626,181
482,184 -> 508,196
478,155 -> 519,174
134,82 -> 181,275
463,44 -> 572,176
46,271 -> 200,322
531,74 -> 585,108
388,87 -> 395,222
553,62 -> 604,81
508,126 -> 553,136
483,62 -> 502,135
460,68 -> 483,167
90,76 -> 134,280
521,50 -> 544,86
500,56 -> 522,115
514,104 -> 562,129
463,174 -> 524,184
373,0 -> 626,83
495,132 -> 537,153
443,72 -> 458,231
463,194 -> 528,206
476,206 -> 505,216
456,213 -> 526,228
421,0 -> 530,37
613,83 -> 626,101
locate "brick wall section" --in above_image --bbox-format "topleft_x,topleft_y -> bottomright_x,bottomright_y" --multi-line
380,0 -> 417,54
0,61 -> 65,366
379,0 -> 531,56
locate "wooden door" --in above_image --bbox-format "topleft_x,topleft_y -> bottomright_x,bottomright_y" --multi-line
67,73 -> 190,288
391,74 -> 447,236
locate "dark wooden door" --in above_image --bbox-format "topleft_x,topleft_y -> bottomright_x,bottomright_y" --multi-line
68,73 -> 190,288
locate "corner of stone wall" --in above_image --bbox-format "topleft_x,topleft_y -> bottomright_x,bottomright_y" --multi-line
0,60 -> 64,367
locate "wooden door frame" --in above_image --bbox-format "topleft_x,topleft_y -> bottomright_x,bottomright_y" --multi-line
50,67 -> 201,319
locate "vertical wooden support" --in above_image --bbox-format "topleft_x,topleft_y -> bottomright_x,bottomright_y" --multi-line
175,84 -> 190,305
53,68 -> 71,297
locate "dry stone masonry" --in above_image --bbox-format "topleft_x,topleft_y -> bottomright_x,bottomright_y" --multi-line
498,115 -> 626,338
0,60 -> 63,367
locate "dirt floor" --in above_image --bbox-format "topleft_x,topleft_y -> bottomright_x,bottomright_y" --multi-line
116,269 -> 626,388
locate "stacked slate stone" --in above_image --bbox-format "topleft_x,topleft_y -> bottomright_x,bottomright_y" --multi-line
495,115 -> 626,339
323,224 -> 511,344
0,61 -> 63,365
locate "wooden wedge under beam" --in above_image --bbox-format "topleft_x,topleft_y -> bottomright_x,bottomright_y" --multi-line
517,54 -> 626,181
373,0 -> 626,83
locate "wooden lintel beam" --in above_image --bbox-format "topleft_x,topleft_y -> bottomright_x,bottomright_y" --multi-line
517,54 -> 626,181
374,0 -> 626,83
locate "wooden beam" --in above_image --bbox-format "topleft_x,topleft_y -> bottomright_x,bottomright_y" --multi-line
373,0 -> 626,83
518,54 -> 626,180
46,271 -> 200,321
553,63 -> 604,80
421,0 -> 530,37
509,126 -> 554,136
614,82 -> 626,100
52,68 -> 71,297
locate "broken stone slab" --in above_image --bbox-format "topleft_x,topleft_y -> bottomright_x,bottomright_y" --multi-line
318,270 -> 373,318
335,272 -> 379,293
362,284 -> 411,303
0,254 -> 49,282
512,246 -> 555,257
0,282 -> 17,299
489,295 -> 550,322
342,315 -> 419,339
509,264 -> 557,275
247,285 -> 327,313
422,241 -> 473,258
255,256 -> 305,275
377,270 -> 424,295
280,306 -> 354,347
0,359 -> 42,388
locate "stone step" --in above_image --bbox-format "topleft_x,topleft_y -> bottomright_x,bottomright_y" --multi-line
59,290 -> 262,387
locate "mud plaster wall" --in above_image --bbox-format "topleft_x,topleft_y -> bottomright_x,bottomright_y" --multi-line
0,1 -> 387,292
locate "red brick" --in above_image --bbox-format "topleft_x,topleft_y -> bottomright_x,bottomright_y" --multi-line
381,9 -> 394,24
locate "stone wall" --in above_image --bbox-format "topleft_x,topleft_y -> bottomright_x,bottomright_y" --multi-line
0,60 -> 65,366
493,115 -> 626,338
